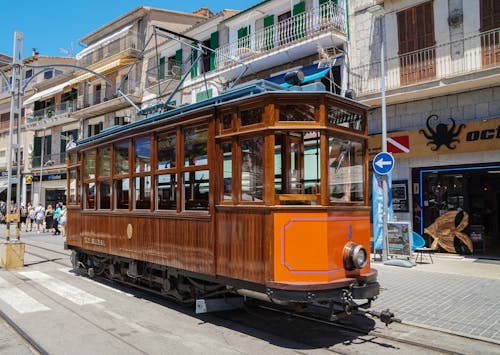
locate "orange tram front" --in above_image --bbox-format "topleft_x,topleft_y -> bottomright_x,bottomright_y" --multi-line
66,81 -> 389,323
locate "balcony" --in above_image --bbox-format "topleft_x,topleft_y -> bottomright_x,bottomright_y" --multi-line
71,81 -> 142,119
78,33 -> 141,67
214,2 -> 346,71
145,59 -> 181,95
25,100 -> 77,130
31,152 -> 66,169
350,28 -> 500,104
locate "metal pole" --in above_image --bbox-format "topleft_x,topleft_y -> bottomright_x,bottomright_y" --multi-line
379,15 -> 389,262
6,32 -> 23,242
38,129 -> 45,206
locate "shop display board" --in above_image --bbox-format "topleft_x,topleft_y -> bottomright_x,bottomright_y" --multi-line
387,221 -> 412,259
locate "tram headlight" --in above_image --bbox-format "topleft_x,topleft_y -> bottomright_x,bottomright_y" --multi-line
343,242 -> 368,270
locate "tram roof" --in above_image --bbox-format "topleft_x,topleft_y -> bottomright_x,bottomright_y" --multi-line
75,80 -> 367,149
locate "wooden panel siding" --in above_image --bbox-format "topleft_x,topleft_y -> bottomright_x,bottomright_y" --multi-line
74,212 -> 214,274
215,208 -> 271,283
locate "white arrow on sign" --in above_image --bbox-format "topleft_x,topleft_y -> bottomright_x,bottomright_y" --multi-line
375,157 -> 392,169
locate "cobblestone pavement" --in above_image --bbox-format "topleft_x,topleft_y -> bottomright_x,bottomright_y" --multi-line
372,258 -> 500,343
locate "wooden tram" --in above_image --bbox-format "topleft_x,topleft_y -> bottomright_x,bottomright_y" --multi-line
66,80 -> 388,322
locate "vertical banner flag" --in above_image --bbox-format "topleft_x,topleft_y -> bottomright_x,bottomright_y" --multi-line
372,172 -> 393,251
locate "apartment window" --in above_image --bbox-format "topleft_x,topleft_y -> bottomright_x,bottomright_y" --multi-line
480,0 -> 500,66
44,71 -> 53,80
88,122 -> 103,137
25,69 -> 33,79
397,1 -> 436,84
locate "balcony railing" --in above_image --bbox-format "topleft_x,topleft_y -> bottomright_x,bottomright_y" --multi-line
214,2 -> 346,70
26,100 -> 77,126
78,34 -> 139,67
31,152 -> 66,168
350,28 -> 500,96
76,80 -> 140,109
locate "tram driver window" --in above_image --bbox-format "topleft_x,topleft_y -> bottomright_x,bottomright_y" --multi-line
274,131 -> 321,205
328,138 -> 364,203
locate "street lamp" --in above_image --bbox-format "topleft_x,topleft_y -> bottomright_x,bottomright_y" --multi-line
367,4 -> 390,261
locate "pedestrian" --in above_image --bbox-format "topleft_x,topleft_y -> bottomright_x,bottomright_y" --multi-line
28,202 -> 35,231
58,205 -> 67,237
34,203 -> 45,233
53,203 -> 62,235
20,204 -> 28,231
44,205 -> 54,233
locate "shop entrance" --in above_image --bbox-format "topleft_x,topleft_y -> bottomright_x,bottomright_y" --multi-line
45,189 -> 66,208
413,164 -> 500,256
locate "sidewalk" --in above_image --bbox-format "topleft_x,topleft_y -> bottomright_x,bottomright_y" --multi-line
372,253 -> 500,343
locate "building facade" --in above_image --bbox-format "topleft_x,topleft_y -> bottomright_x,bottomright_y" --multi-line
349,0 -> 500,255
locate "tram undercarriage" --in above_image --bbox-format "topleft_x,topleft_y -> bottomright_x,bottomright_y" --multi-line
70,249 -> 395,325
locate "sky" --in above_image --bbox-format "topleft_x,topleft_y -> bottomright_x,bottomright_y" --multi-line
0,0 -> 261,58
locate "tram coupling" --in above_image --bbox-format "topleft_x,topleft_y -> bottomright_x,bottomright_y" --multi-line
366,309 -> 401,326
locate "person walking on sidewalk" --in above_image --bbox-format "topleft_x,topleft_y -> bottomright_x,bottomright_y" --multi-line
34,203 -> 45,233
27,202 -> 35,231
20,204 -> 27,231
53,203 -> 62,235
58,205 -> 67,237
44,205 -> 54,233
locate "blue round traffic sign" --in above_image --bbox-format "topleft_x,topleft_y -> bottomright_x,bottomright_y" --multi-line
373,152 -> 394,175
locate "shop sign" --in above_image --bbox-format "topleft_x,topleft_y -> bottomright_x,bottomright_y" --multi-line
369,116 -> 500,158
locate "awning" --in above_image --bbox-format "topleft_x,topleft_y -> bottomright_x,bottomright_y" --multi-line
76,23 -> 134,60
23,81 -> 71,105
69,58 -> 135,85
266,57 -> 343,87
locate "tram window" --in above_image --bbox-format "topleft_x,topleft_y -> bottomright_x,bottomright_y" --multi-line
157,174 -> 176,210
69,168 -> 78,204
69,153 -> 77,165
222,142 -> 232,200
157,133 -> 176,170
241,137 -> 264,202
221,113 -> 232,131
134,137 -> 151,173
278,104 -> 316,122
99,181 -> 111,209
84,150 -> 96,179
134,176 -> 151,210
328,138 -> 364,202
114,141 -> 129,175
115,178 -> 130,209
184,126 -> 207,167
274,132 -> 321,204
98,147 -> 111,177
327,106 -> 364,131
184,170 -> 209,210
85,182 -> 95,209
240,107 -> 263,126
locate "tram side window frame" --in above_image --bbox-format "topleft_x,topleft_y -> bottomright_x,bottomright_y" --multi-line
113,139 -> 131,210
83,149 -> 97,210
67,152 -> 80,206
156,130 -> 178,211
181,124 -> 209,211
133,135 -> 152,211
97,146 -> 112,210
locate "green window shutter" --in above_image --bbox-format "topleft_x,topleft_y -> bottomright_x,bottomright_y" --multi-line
175,49 -> 183,75
190,42 -> 198,79
264,15 -> 274,50
237,26 -> 250,48
33,136 -> 42,167
293,1 -> 306,39
210,31 -> 219,71
159,56 -> 166,80
196,89 -> 213,102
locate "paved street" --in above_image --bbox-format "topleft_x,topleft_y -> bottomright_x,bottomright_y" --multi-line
372,255 -> 500,343
0,225 -> 499,352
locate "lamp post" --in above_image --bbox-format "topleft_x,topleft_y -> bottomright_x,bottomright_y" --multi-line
368,4 -> 389,261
